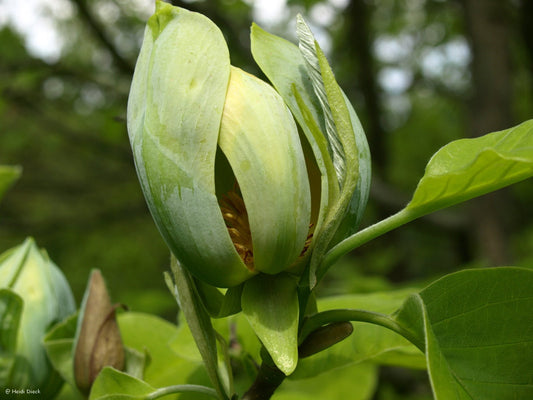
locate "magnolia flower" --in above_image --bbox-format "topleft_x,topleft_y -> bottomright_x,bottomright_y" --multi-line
129,2 -> 372,376
128,2 -> 311,288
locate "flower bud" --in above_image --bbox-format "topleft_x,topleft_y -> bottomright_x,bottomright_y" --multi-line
73,269 -> 124,394
127,2 -> 311,287
298,322 -> 353,358
0,238 -> 75,396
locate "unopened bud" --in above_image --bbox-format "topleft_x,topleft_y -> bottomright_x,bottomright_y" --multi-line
127,2 -> 311,288
73,269 -> 124,394
298,321 -> 353,358
0,238 -> 75,396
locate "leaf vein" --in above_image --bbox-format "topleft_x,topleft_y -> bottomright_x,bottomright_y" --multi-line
430,296 -> 533,327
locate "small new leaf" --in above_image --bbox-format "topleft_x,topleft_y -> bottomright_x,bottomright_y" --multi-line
242,273 -> 299,375
296,16 -> 346,188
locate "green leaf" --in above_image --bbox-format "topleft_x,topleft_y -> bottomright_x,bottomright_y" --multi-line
407,119 -> 533,216
0,289 -> 23,387
329,91 -> 371,247
119,312 -> 222,400
168,320 -> 204,363
168,316 -> 235,397
0,289 -> 23,353
90,367 -> 220,400
293,288 -> 424,380
0,165 -> 22,203
166,256 -> 229,399
195,280 -> 243,319
116,312 -> 192,388
123,347 -> 149,381
43,313 -> 80,392
323,120 -> 532,269
308,34 -> 360,287
242,274 -> 299,376
296,16 -> 346,187
89,367 -> 155,400
90,368 -> 220,400
394,267 -> 533,399
168,310 -> 263,389
274,362 -> 377,400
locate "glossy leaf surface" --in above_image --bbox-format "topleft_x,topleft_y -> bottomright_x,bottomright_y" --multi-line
89,367 -> 154,400
242,274 -> 299,375
407,119 -> 533,216
324,120 -> 533,269
394,267 -> 533,399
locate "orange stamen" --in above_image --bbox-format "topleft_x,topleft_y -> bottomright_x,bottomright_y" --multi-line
219,185 -> 255,271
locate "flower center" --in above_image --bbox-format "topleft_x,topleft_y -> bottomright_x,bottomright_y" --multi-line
219,187 -> 255,271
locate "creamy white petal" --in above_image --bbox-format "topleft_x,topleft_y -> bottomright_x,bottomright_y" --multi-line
219,67 -> 311,274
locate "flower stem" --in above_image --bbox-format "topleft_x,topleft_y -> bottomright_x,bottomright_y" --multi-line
241,358 -> 286,400
146,384 -> 219,399
321,208 -> 419,274
300,308 -> 424,352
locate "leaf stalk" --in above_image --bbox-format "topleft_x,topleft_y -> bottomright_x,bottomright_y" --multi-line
300,308 -> 424,352
146,384 -> 219,399
322,208 -> 420,272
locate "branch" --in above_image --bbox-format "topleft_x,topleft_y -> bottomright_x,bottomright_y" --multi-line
70,0 -> 134,75
2,88 -> 133,163
241,360 -> 285,400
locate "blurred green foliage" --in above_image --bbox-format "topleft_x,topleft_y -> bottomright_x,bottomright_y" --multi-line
0,0 -> 532,397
